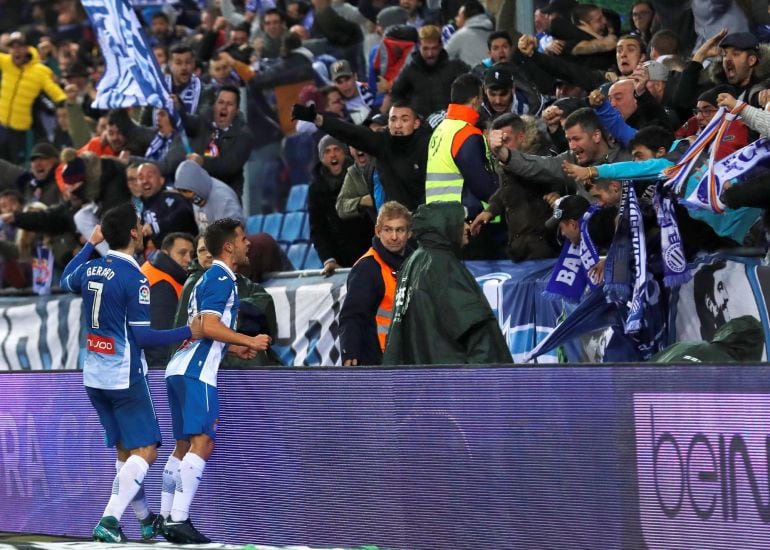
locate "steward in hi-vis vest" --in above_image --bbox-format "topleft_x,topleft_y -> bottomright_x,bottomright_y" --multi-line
339,202 -> 414,366
425,73 -> 498,220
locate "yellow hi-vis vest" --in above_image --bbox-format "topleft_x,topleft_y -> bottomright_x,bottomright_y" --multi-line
425,117 -> 482,203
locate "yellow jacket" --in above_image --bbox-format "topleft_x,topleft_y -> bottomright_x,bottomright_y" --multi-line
0,48 -> 66,131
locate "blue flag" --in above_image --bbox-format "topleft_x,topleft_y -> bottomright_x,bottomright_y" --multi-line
81,0 -> 172,112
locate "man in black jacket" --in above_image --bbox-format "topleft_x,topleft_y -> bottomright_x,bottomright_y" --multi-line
308,135 -> 374,275
390,24 -> 469,118
138,162 -> 198,251
340,201 -> 413,366
292,100 -> 430,211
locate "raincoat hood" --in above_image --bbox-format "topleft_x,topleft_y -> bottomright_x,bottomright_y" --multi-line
411,202 -> 466,255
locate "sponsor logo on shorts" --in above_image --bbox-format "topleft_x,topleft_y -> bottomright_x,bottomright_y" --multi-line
87,333 -> 115,355
139,285 -> 150,304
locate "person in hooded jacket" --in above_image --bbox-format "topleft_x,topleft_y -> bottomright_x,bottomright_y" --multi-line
382,201 -> 513,365
652,315 -> 764,363
173,160 -> 244,234
444,0 -> 495,67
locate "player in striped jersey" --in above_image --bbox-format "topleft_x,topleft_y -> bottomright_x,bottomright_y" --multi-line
60,203 -> 203,542
161,218 -> 270,544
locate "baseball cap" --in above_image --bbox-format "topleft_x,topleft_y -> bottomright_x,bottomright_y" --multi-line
7,32 -> 25,46
540,0 -> 577,16
545,195 -> 590,230
330,60 -> 353,81
719,32 -> 759,53
30,142 -> 59,160
484,66 -> 514,90
364,112 -> 389,127
643,60 -> 669,82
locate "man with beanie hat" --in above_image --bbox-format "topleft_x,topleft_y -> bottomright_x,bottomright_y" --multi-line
174,160 -> 244,233
308,134 -> 374,276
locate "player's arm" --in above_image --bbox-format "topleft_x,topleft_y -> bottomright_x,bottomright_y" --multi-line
60,226 -> 103,291
131,324 -> 194,347
199,313 -> 271,351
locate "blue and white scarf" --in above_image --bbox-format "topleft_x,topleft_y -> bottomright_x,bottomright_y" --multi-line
544,205 -> 600,302
144,132 -> 173,160
604,181 -> 647,333
653,181 -> 690,288
166,74 -> 201,115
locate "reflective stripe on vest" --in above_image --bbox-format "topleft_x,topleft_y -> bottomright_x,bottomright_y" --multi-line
140,261 -> 184,299
426,118 -> 475,203
355,246 -> 396,352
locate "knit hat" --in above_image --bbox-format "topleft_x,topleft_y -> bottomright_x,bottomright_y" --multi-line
62,157 -> 86,185
318,135 -> 346,157
376,6 -> 409,28
697,84 -> 736,107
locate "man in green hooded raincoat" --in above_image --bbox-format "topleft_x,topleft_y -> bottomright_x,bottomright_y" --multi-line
382,201 -> 513,365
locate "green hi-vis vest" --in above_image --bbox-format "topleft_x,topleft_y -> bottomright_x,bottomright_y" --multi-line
425,117 -> 473,203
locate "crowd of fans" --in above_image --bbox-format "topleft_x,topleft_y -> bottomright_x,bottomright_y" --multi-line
0,0 -> 768,363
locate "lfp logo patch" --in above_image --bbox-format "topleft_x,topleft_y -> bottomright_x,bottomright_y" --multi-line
139,285 -> 150,304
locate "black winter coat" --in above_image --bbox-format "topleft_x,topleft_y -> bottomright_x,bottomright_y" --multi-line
391,49 -> 469,118
308,160 -> 374,267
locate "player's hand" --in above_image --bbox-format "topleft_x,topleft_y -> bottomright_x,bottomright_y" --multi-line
321,259 -> 339,277
89,224 -> 104,245
470,211 -> 493,236
717,92 -> 738,111
230,344 -> 257,360
248,334 -> 271,352
189,314 -> 204,340
343,358 -> 359,366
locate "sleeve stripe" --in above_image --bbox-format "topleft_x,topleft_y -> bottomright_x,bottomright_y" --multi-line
128,321 -> 151,326
199,310 -> 224,317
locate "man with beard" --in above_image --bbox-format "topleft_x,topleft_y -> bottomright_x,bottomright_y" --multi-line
292,100 -> 431,211
308,135 -> 374,275
671,30 -> 765,117
141,44 -> 208,125
492,107 -> 628,201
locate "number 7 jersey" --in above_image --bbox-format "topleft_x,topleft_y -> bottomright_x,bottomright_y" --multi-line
61,250 -> 151,390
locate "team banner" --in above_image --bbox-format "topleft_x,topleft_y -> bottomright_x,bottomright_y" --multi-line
0,255 -> 767,369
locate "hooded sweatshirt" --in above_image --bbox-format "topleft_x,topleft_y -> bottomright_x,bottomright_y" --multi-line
445,13 -> 495,67
382,202 -> 513,365
652,315 -> 765,363
174,160 -> 244,232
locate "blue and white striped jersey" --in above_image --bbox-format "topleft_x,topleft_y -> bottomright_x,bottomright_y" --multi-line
165,260 -> 239,387
61,251 -> 150,390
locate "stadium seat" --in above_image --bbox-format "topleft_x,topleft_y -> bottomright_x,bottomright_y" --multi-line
299,216 -> 310,241
303,245 -> 323,270
246,214 -> 264,235
279,211 -> 306,244
287,242 -> 309,270
261,212 -> 284,240
285,184 -> 309,212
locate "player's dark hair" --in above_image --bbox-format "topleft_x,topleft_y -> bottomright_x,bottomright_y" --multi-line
205,218 -> 243,257
451,73 -> 482,104
161,232 -> 195,252
101,203 -> 139,250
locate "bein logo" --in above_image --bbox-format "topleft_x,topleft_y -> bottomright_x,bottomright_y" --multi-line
634,393 -> 770,550
87,333 -> 115,355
